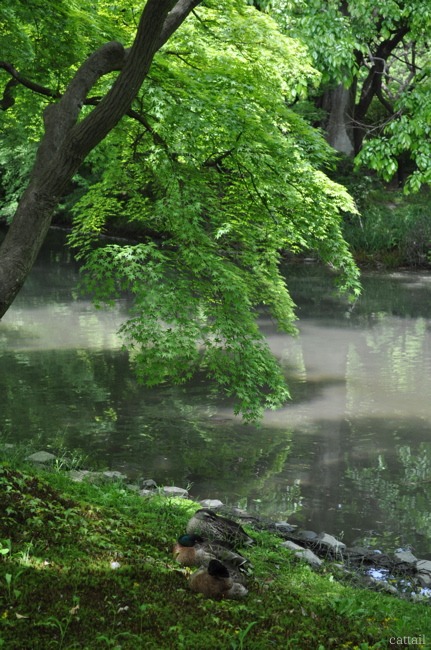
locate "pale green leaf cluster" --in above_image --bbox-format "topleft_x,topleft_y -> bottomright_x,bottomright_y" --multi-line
0,0 -> 129,87
270,0 -> 431,85
269,0 -> 360,85
70,0 -> 360,419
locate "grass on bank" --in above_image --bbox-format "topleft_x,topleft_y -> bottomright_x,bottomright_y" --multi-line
341,178 -> 431,268
0,461 -> 429,650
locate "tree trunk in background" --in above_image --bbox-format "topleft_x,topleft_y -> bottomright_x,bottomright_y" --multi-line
321,83 -> 356,157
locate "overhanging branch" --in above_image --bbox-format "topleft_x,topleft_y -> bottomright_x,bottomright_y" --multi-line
0,61 -> 61,103
0,77 -> 19,110
157,0 -> 202,48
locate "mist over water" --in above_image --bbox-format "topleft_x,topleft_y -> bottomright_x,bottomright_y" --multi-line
1,231 -> 431,557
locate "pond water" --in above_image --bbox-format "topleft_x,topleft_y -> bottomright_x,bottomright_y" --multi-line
1,230 -> 431,558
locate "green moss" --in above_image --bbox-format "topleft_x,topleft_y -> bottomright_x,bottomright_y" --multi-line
0,463 -> 429,649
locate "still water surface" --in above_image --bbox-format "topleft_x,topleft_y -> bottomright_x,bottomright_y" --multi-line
1,231 -> 431,557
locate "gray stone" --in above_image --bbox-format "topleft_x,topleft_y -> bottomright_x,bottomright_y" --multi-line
374,581 -> 399,595
162,486 -> 189,498
67,470 -> 98,482
274,521 -> 297,533
139,489 -> 155,497
281,540 -> 323,568
417,572 -> 431,588
316,532 -> 346,554
200,499 -> 224,508
67,470 -> 127,483
297,549 -> 323,568
347,547 -> 383,562
348,546 -> 372,556
281,540 -> 303,551
295,530 -> 318,541
102,471 -> 127,482
394,550 -> 417,564
126,484 -> 140,492
416,559 -> 431,574
140,479 -> 158,490
26,451 -> 57,465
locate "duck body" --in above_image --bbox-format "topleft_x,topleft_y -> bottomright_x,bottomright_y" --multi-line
186,509 -> 254,548
173,534 -> 250,571
189,559 -> 248,600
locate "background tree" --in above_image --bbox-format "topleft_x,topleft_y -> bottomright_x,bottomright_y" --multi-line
270,0 -> 431,190
1,0 -> 360,419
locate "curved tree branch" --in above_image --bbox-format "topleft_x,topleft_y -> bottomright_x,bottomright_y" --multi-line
356,24 -> 410,119
0,77 -> 19,110
0,61 -> 61,103
0,0 -> 203,318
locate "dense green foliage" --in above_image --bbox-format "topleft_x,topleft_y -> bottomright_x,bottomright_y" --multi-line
1,1 -> 362,418
269,0 -> 431,191
69,2 -> 361,418
342,184 -> 431,266
0,0 -> 131,218
1,460 -> 429,649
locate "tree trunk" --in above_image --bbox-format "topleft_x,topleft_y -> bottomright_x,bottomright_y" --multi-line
0,0 -> 201,319
322,83 -> 355,157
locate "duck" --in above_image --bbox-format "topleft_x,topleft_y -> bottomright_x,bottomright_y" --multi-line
189,559 -> 248,599
173,533 -> 250,571
186,509 -> 254,548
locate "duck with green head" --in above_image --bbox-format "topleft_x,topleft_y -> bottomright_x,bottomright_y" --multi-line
173,533 -> 250,570
186,509 -> 254,548
189,559 -> 248,599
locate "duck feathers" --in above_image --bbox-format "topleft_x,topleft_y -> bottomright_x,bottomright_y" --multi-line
189,559 -> 248,599
186,509 -> 254,548
173,534 -> 250,571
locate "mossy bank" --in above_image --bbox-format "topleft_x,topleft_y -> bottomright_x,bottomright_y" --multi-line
0,461 -> 429,650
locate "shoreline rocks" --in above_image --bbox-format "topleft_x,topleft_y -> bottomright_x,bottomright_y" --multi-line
23,449 -> 431,601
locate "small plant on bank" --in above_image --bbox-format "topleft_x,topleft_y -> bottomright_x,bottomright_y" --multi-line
230,620 -> 258,649
0,539 -> 11,558
42,597 -> 80,650
4,570 -> 23,605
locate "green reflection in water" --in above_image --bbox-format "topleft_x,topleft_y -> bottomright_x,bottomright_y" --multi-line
346,442 -> 431,550
2,236 -> 431,555
0,344 -> 298,520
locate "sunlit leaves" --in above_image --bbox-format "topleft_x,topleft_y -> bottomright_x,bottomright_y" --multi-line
0,0 -> 134,217
2,0 -> 361,418
67,1 -> 360,419
270,0 -> 359,86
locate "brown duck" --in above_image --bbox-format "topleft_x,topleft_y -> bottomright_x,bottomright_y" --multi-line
189,559 -> 248,599
173,533 -> 250,570
186,509 -> 254,548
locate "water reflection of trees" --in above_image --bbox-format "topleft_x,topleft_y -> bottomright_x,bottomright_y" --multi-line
346,443 -> 431,550
180,420 -> 297,514
364,317 -> 427,393
4,257 -> 431,541
0,346 -> 299,519
0,349 -> 114,450
345,317 -> 431,422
